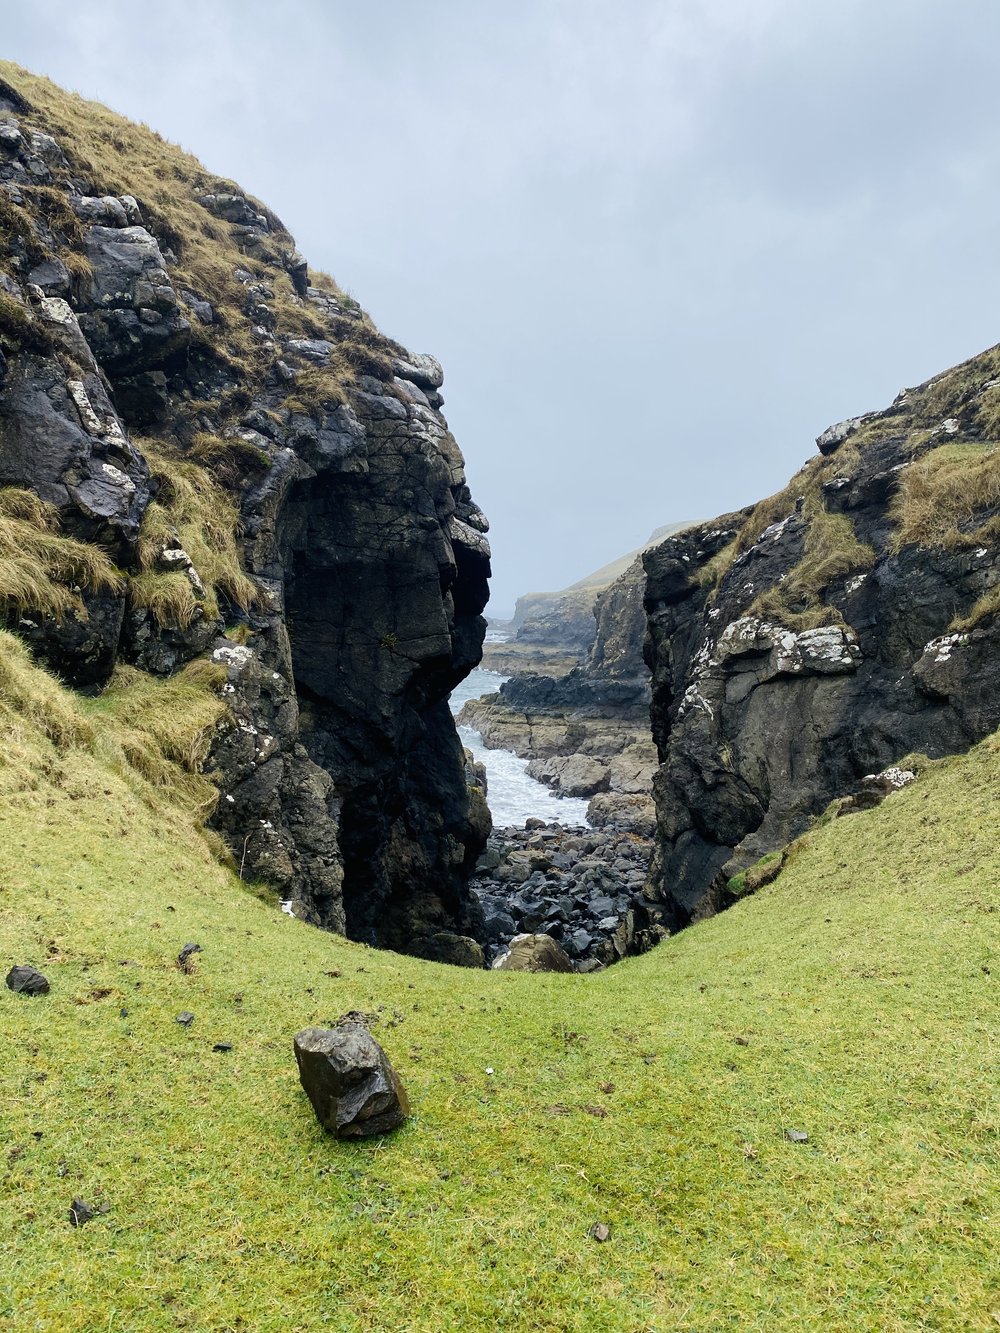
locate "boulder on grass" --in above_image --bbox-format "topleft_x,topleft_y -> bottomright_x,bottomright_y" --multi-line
294,1022 -> 409,1138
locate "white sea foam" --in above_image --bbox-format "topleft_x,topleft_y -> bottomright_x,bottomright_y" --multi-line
449,665 -> 591,829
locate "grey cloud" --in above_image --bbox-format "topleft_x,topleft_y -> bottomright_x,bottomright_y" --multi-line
6,0 -> 1000,612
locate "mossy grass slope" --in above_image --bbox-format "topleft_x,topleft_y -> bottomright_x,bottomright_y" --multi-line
0,639 -> 996,1331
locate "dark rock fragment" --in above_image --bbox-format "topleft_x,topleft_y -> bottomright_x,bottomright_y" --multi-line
177,942 -> 202,972
68,1198 -> 95,1227
175,1011 -> 195,1027
5,965 -> 50,995
589,1221 -> 612,1242
294,1022 -> 409,1138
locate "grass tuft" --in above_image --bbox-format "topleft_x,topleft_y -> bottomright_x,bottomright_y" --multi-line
132,441 -> 259,628
891,442 -> 1000,553
0,487 -> 123,620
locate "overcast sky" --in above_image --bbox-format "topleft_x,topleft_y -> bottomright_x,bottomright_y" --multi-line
7,1 -> 1000,614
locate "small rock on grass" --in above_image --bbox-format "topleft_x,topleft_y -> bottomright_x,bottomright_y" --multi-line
785,1128 -> 809,1143
6,965 -> 50,995
175,1011 -> 195,1027
68,1198 -> 95,1227
589,1221 -> 612,1243
177,942 -> 202,972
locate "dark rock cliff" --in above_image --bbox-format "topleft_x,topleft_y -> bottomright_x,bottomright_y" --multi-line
0,66 -> 491,960
643,346 -> 1000,928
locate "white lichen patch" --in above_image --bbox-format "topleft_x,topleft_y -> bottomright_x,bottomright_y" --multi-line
758,515 -> 795,545
213,643 -> 254,669
716,617 -> 861,676
922,632 -> 969,665
677,683 -> 715,721
67,379 -> 103,435
865,766 -> 917,790
100,461 -> 135,494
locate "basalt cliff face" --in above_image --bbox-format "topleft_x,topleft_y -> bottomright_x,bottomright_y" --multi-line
643,347 -> 1000,928
0,66 -> 491,960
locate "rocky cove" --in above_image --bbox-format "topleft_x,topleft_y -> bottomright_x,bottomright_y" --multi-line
449,656 -> 663,971
5,61 -> 1000,983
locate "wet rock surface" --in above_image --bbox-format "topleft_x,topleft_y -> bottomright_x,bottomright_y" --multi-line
472,820 -> 664,970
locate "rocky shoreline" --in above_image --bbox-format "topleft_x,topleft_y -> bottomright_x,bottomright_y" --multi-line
471,818 -> 664,971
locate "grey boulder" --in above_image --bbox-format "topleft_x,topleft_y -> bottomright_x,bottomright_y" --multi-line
294,1022 -> 409,1138
491,933 -> 574,973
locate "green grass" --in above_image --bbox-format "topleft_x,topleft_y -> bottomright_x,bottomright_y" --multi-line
0,643 -> 997,1331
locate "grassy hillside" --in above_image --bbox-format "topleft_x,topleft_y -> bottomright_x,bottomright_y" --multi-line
0,634 -> 996,1330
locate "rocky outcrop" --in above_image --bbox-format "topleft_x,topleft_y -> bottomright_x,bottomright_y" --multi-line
0,66 -> 490,960
644,346 -> 1000,927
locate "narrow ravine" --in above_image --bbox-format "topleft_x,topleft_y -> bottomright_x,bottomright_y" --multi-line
449,639 -> 590,829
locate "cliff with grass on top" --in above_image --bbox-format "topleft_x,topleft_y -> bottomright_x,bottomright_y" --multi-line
643,346 -> 1000,927
0,63 -> 491,962
485,521 -> 691,677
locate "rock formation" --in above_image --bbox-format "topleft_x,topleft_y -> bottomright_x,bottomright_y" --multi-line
644,348 -> 1000,927
0,65 -> 490,960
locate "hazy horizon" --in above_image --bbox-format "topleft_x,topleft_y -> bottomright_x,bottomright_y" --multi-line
7,1 -> 1000,614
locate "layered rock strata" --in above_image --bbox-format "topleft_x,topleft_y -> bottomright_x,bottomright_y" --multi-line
0,66 -> 490,959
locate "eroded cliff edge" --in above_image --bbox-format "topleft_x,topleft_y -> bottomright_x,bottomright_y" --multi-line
643,349 -> 1000,928
0,66 -> 491,960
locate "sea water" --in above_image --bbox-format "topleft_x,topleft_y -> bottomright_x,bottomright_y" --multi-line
449,648 -> 591,829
